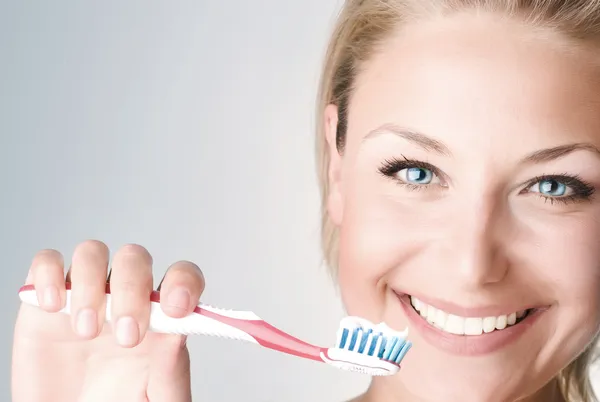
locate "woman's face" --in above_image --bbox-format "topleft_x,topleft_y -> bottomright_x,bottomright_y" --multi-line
325,12 -> 600,402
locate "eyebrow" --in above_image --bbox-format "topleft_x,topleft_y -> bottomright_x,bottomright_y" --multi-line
522,143 -> 600,163
363,123 -> 600,163
363,124 -> 451,156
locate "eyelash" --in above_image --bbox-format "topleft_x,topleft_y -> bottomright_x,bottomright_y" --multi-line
521,174 -> 595,205
378,156 -> 445,191
378,157 -> 596,205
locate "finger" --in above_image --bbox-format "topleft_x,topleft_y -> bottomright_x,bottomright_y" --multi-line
158,260 -> 205,319
30,249 -> 66,312
69,240 -> 110,340
109,244 -> 153,348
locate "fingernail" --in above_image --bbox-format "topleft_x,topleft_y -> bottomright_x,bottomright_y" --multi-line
115,316 -> 139,347
43,285 -> 59,309
76,309 -> 98,338
166,287 -> 190,311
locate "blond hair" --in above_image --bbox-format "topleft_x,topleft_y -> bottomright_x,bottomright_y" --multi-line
314,1 -> 600,401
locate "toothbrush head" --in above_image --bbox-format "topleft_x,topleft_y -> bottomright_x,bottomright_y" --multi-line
321,316 -> 412,376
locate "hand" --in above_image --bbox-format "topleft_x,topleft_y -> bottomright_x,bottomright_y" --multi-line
12,240 -> 205,402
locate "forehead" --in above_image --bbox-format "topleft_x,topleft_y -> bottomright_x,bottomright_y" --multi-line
348,12 -> 600,150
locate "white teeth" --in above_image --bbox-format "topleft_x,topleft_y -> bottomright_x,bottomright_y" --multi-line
483,316 -> 496,333
426,306 -> 437,324
507,312 -> 517,326
434,309 -> 447,329
445,314 -> 465,335
409,296 -> 527,336
496,315 -> 507,330
464,317 -> 483,336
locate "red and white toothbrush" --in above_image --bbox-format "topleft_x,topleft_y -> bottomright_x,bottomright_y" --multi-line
18,283 -> 411,376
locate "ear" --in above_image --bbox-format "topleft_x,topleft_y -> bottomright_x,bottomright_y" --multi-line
324,103 -> 344,226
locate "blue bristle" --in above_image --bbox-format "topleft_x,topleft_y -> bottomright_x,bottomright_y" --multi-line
336,323 -> 412,365
395,341 -> 412,364
389,338 -> 403,361
358,328 -> 372,353
348,328 -> 359,350
383,337 -> 398,360
367,333 -> 379,356
377,335 -> 387,358
339,328 -> 349,348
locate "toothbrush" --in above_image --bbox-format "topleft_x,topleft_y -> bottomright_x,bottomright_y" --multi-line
18,283 -> 412,376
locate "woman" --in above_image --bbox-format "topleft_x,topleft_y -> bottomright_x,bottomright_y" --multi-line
12,0 -> 600,401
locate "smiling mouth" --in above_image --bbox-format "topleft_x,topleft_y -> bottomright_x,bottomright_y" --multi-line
407,295 -> 537,336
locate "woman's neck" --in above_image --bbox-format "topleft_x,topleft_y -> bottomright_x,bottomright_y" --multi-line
353,376 -> 566,402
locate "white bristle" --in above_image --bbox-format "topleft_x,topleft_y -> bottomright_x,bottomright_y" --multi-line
364,332 -> 374,352
375,334 -> 383,353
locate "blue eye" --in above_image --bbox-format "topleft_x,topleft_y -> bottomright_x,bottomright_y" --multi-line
399,167 -> 434,185
539,180 -> 566,196
531,179 -> 571,197
378,157 -> 445,188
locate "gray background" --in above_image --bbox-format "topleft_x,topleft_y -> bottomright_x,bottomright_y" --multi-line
1,1 -> 598,401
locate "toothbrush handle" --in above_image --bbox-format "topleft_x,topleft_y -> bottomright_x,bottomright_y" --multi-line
194,307 -> 326,362
18,284 -> 326,362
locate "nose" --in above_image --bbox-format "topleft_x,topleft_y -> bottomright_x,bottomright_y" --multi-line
445,194 -> 509,288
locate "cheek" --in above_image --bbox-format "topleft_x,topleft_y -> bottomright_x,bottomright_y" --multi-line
336,180 -> 441,316
527,217 -> 600,345
522,218 -> 600,369
517,214 -> 600,305
336,186 -> 397,317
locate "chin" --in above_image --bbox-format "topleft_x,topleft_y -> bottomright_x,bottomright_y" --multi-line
399,379 -> 508,402
387,355 -> 543,402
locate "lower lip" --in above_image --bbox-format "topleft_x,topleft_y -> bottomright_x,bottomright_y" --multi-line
396,293 -> 546,356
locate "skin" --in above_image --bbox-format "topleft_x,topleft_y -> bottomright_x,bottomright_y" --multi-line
12,241 -> 205,402
9,11 -> 600,402
324,11 -> 600,402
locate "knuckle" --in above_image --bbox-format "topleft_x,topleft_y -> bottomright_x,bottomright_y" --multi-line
72,240 -> 109,267
69,288 -> 104,311
164,261 -> 205,291
70,240 -> 109,281
111,268 -> 153,288
110,279 -> 152,316
169,260 -> 203,277
31,249 -> 63,275
32,249 -> 63,265
111,279 -> 143,294
74,240 -> 109,257
110,247 -> 153,286
114,244 -> 153,265
110,267 -> 153,291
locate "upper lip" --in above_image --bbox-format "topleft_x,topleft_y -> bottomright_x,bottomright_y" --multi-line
394,290 -> 547,318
